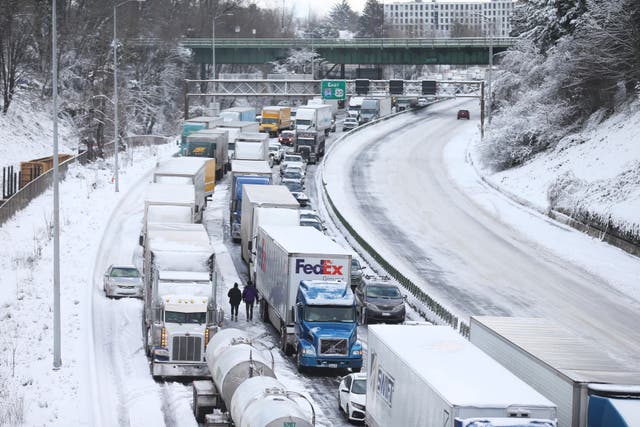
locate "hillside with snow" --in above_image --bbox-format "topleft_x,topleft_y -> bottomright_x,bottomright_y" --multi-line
474,100 -> 640,242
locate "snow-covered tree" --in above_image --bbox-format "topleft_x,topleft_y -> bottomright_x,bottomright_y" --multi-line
510,0 -> 587,53
358,0 -> 384,38
328,0 -> 359,34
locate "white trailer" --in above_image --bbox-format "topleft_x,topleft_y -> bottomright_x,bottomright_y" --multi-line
239,184 -> 299,265
469,316 -> 640,427
218,107 -> 256,122
217,120 -> 259,134
234,132 -> 269,162
141,183 -> 197,246
255,225 -> 351,350
142,223 -> 221,378
366,324 -> 558,427
249,207 -> 300,283
153,157 -> 212,219
295,104 -> 333,135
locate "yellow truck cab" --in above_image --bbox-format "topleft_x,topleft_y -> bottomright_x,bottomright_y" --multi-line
259,106 -> 291,136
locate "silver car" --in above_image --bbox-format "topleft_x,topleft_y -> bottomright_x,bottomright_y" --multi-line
104,265 -> 143,298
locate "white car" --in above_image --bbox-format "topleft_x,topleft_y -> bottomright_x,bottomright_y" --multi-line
103,265 -> 143,298
268,141 -> 282,164
338,372 -> 367,422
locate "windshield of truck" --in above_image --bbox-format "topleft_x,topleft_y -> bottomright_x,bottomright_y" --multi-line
165,311 -> 206,324
351,379 -> 366,394
304,306 -> 355,322
110,267 -> 140,278
262,118 -> 277,124
366,285 -> 402,299
296,119 -> 311,126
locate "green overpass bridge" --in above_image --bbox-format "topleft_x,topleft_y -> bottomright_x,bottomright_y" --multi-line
183,37 -> 516,66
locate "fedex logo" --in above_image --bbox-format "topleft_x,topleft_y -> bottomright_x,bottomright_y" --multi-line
295,259 -> 343,275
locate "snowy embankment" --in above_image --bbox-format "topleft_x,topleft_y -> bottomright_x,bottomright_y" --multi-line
474,102 -> 640,241
0,142 -> 176,426
0,97 -> 77,171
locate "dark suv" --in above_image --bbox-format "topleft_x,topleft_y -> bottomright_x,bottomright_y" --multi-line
354,279 -> 406,324
457,109 -> 470,120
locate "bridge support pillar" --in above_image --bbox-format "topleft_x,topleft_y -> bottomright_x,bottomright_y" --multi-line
340,64 -> 345,79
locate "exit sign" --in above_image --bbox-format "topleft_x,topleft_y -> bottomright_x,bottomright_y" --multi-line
321,80 -> 346,100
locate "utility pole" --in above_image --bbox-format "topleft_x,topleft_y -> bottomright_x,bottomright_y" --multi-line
52,0 -> 62,370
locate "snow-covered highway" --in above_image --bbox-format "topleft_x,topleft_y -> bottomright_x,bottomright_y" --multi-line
324,99 -> 640,367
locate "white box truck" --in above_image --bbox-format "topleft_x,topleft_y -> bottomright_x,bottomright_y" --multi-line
359,97 -> 392,123
255,225 -> 362,370
295,104 -> 333,135
248,207 -> 300,284
366,324 -> 558,427
140,183 -> 197,246
142,223 -> 222,378
234,132 -> 269,162
469,316 -> 640,427
239,184 -> 299,265
153,157 -> 213,219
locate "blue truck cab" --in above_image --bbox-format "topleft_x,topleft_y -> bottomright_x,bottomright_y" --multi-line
230,175 -> 270,241
294,280 -> 363,371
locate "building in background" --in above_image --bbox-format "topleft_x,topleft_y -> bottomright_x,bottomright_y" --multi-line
383,0 -> 515,38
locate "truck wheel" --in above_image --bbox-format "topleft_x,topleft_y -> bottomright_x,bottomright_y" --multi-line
295,347 -> 305,373
260,300 -> 268,323
352,366 -> 362,373
280,326 -> 292,356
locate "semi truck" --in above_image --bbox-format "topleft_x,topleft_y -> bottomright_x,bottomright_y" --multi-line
218,107 -> 256,123
153,157 -> 214,219
181,116 -> 224,148
142,223 -> 222,378
239,184 -> 299,265
248,207 -> 300,284
233,132 -> 269,163
184,130 -> 227,179
366,324 -> 558,427
295,130 -> 325,164
259,106 -> 292,136
348,96 -> 364,118
229,160 -> 273,242
191,328 -> 315,427
469,316 -> 640,427
255,224 -> 363,371
295,104 -> 332,135
359,97 -> 392,124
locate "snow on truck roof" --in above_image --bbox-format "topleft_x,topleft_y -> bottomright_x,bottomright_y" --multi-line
259,225 -> 351,256
145,184 -> 195,205
243,185 -> 299,206
471,317 -> 640,384
369,324 -> 556,408
147,223 -> 212,252
299,280 -> 353,306
155,157 -> 207,176
231,160 -> 272,174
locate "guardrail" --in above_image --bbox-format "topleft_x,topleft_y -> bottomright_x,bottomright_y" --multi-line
182,37 -> 516,49
320,107 -> 466,334
0,135 -> 171,227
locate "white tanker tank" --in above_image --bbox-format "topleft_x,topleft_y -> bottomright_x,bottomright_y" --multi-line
193,328 -> 315,426
231,376 -> 315,427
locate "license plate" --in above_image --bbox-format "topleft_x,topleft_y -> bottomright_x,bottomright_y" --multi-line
382,312 -> 391,316
326,363 -> 338,368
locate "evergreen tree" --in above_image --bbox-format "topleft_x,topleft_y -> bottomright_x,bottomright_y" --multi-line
357,0 -> 384,38
329,0 -> 359,34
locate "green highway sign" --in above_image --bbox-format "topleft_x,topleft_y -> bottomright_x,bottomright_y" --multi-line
321,80 -> 346,100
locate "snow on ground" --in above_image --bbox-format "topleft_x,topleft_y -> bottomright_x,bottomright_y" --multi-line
0,142 -> 176,425
476,101 -> 640,236
0,95 -> 77,171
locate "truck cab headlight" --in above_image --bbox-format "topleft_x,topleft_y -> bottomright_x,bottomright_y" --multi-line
302,347 -> 316,356
352,349 -> 363,356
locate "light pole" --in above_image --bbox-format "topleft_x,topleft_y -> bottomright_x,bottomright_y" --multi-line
52,0 -> 61,370
472,13 -> 494,125
113,0 -> 145,193
211,12 -> 233,114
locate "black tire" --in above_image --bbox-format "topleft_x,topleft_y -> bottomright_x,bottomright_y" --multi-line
352,366 -> 362,373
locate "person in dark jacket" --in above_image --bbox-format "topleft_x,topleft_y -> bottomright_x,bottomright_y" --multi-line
242,282 -> 258,321
228,283 -> 242,321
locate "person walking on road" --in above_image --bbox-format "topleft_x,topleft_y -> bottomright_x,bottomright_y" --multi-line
242,282 -> 258,321
228,283 -> 242,321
